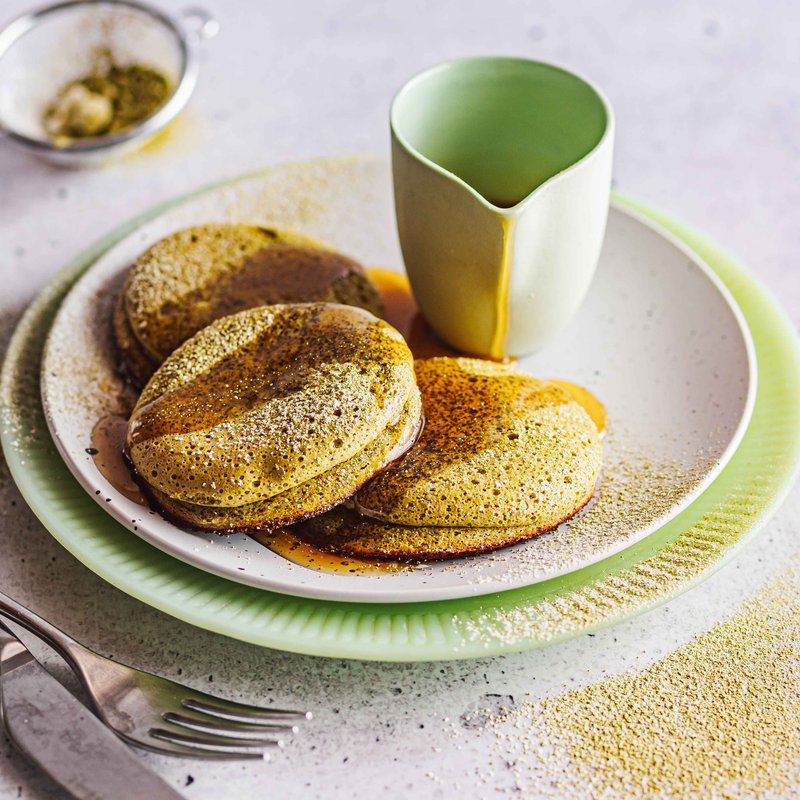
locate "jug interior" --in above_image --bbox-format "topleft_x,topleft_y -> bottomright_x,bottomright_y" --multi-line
392,59 -> 608,208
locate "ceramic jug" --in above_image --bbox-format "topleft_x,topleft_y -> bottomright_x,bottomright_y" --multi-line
391,57 -> 614,359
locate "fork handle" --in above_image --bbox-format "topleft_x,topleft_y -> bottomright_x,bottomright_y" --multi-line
0,590 -> 89,674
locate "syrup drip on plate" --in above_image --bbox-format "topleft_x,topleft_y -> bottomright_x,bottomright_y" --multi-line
367,268 -> 458,359
250,528 -> 410,574
89,415 -> 148,505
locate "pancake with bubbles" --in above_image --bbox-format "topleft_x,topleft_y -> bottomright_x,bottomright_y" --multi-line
296,357 -> 603,559
114,223 -> 384,386
126,303 -> 422,532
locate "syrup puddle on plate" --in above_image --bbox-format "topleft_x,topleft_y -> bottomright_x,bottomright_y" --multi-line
368,267 -> 517,364
368,268 -> 459,359
250,528 -> 412,574
89,414 -> 148,506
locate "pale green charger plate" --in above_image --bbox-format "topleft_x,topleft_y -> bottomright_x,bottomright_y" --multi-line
2,159 -> 799,661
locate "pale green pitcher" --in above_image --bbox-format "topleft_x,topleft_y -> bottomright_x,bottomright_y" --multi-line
391,57 -> 614,359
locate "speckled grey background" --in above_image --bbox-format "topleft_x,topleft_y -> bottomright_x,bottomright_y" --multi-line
1,1 -> 798,798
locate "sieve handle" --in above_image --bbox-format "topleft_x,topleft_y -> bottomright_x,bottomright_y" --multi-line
179,6 -> 219,44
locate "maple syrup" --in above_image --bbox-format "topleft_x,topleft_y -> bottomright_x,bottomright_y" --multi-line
367,268 -> 458,359
89,415 -> 147,505
250,528 -> 410,574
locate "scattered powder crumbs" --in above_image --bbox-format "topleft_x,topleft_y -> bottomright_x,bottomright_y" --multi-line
477,557 -> 800,798
455,434 -> 715,589
0,308 -> 49,452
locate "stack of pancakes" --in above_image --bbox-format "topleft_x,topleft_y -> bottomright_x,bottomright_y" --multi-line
116,223 -> 602,559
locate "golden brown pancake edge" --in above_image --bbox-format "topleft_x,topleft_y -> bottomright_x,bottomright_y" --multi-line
293,496 -> 595,561
112,291 -> 161,387
142,393 -> 423,533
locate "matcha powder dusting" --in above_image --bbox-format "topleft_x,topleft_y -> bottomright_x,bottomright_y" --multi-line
485,559 -> 800,798
43,49 -> 170,141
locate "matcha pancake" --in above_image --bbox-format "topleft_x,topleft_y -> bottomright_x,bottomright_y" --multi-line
296,357 -> 602,560
114,224 -> 384,385
144,393 -> 422,532
126,303 -> 421,532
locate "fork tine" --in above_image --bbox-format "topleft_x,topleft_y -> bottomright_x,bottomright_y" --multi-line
134,739 -> 269,761
182,697 -> 313,723
149,728 -> 281,756
163,711 -> 297,738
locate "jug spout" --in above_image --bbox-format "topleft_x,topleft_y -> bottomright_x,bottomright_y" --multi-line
498,133 -> 614,357
392,135 -> 515,358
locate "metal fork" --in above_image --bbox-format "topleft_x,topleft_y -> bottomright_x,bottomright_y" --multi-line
0,590 -> 311,759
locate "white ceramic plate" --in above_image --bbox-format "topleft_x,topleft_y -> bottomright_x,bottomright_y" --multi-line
40,157 -> 756,603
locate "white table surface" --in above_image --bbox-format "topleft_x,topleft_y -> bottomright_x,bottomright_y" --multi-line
0,1 -> 798,798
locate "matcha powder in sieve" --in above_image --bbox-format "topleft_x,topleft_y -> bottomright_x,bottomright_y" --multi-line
43,49 -> 170,142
